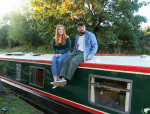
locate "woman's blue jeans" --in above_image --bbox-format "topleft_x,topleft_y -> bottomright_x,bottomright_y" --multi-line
51,50 -> 70,77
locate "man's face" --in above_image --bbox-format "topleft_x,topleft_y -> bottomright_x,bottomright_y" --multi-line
77,25 -> 86,33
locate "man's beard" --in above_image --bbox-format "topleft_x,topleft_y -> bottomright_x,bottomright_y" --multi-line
79,32 -> 85,36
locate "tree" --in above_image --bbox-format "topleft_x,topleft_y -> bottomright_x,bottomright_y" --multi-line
0,25 -> 9,48
144,26 -> 150,38
30,0 -> 149,52
8,9 -> 43,47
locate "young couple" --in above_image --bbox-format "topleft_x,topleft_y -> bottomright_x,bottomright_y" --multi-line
51,22 -> 98,88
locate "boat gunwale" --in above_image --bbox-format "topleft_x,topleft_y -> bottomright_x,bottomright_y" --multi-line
0,55 -> 150,75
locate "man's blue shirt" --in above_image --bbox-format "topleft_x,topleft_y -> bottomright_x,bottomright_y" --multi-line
73,30 -> 98,61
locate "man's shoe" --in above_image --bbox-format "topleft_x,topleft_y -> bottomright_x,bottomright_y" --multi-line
52,79 -> 67,86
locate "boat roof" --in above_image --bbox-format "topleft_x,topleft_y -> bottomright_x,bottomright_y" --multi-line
0,52 -> 150,74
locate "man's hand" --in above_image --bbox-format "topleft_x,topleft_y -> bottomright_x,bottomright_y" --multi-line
55,54 -> 59,57
86,55 -> 91,60
55,54 -> 62,57
58,54 -> 62,57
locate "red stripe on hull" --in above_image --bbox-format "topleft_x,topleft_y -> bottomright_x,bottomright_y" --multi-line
1,57 -> 150,74
95,54 -> 150,56
0,76 -> 105,114
0,58 -> 51,64
79,62 -> 150,74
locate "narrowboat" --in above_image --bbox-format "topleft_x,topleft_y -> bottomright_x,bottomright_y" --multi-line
0,52 -> 150,114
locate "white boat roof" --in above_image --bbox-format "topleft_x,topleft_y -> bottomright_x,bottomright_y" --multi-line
0,52 -> 149,68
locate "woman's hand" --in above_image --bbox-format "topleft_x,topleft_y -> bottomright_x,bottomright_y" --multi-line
86,55 -> 91,61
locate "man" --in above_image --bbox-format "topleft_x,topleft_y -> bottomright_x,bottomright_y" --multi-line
52,22 -> 98,86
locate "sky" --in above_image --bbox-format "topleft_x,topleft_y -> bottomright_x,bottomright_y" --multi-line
0,0 -> 150,29
0,0 -> 28,17
138,0 -> 150,29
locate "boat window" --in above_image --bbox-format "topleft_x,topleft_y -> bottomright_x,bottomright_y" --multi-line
16,64 -> 21,81
29,67 -> 44,87
89,75 -> 132,113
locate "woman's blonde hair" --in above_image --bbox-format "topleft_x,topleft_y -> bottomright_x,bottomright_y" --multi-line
55,25 -> 67,45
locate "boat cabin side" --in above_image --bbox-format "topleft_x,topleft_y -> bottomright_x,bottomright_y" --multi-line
0,54 -> 150,114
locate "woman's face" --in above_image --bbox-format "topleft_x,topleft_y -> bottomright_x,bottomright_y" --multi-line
58,26 -> 64,35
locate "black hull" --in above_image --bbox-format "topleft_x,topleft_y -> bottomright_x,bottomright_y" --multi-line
1,80 -> 91,114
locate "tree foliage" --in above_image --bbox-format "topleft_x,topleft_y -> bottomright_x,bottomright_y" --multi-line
7,3 -> 44,47
144,26 -> 150,38
0,0 -> 149,53
29,0 -> 148,52
0,25 -> 9,48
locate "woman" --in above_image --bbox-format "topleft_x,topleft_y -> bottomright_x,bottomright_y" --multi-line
51,25 -> 71,86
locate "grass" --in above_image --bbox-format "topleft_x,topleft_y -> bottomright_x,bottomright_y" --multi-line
0,88 -> 43,114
